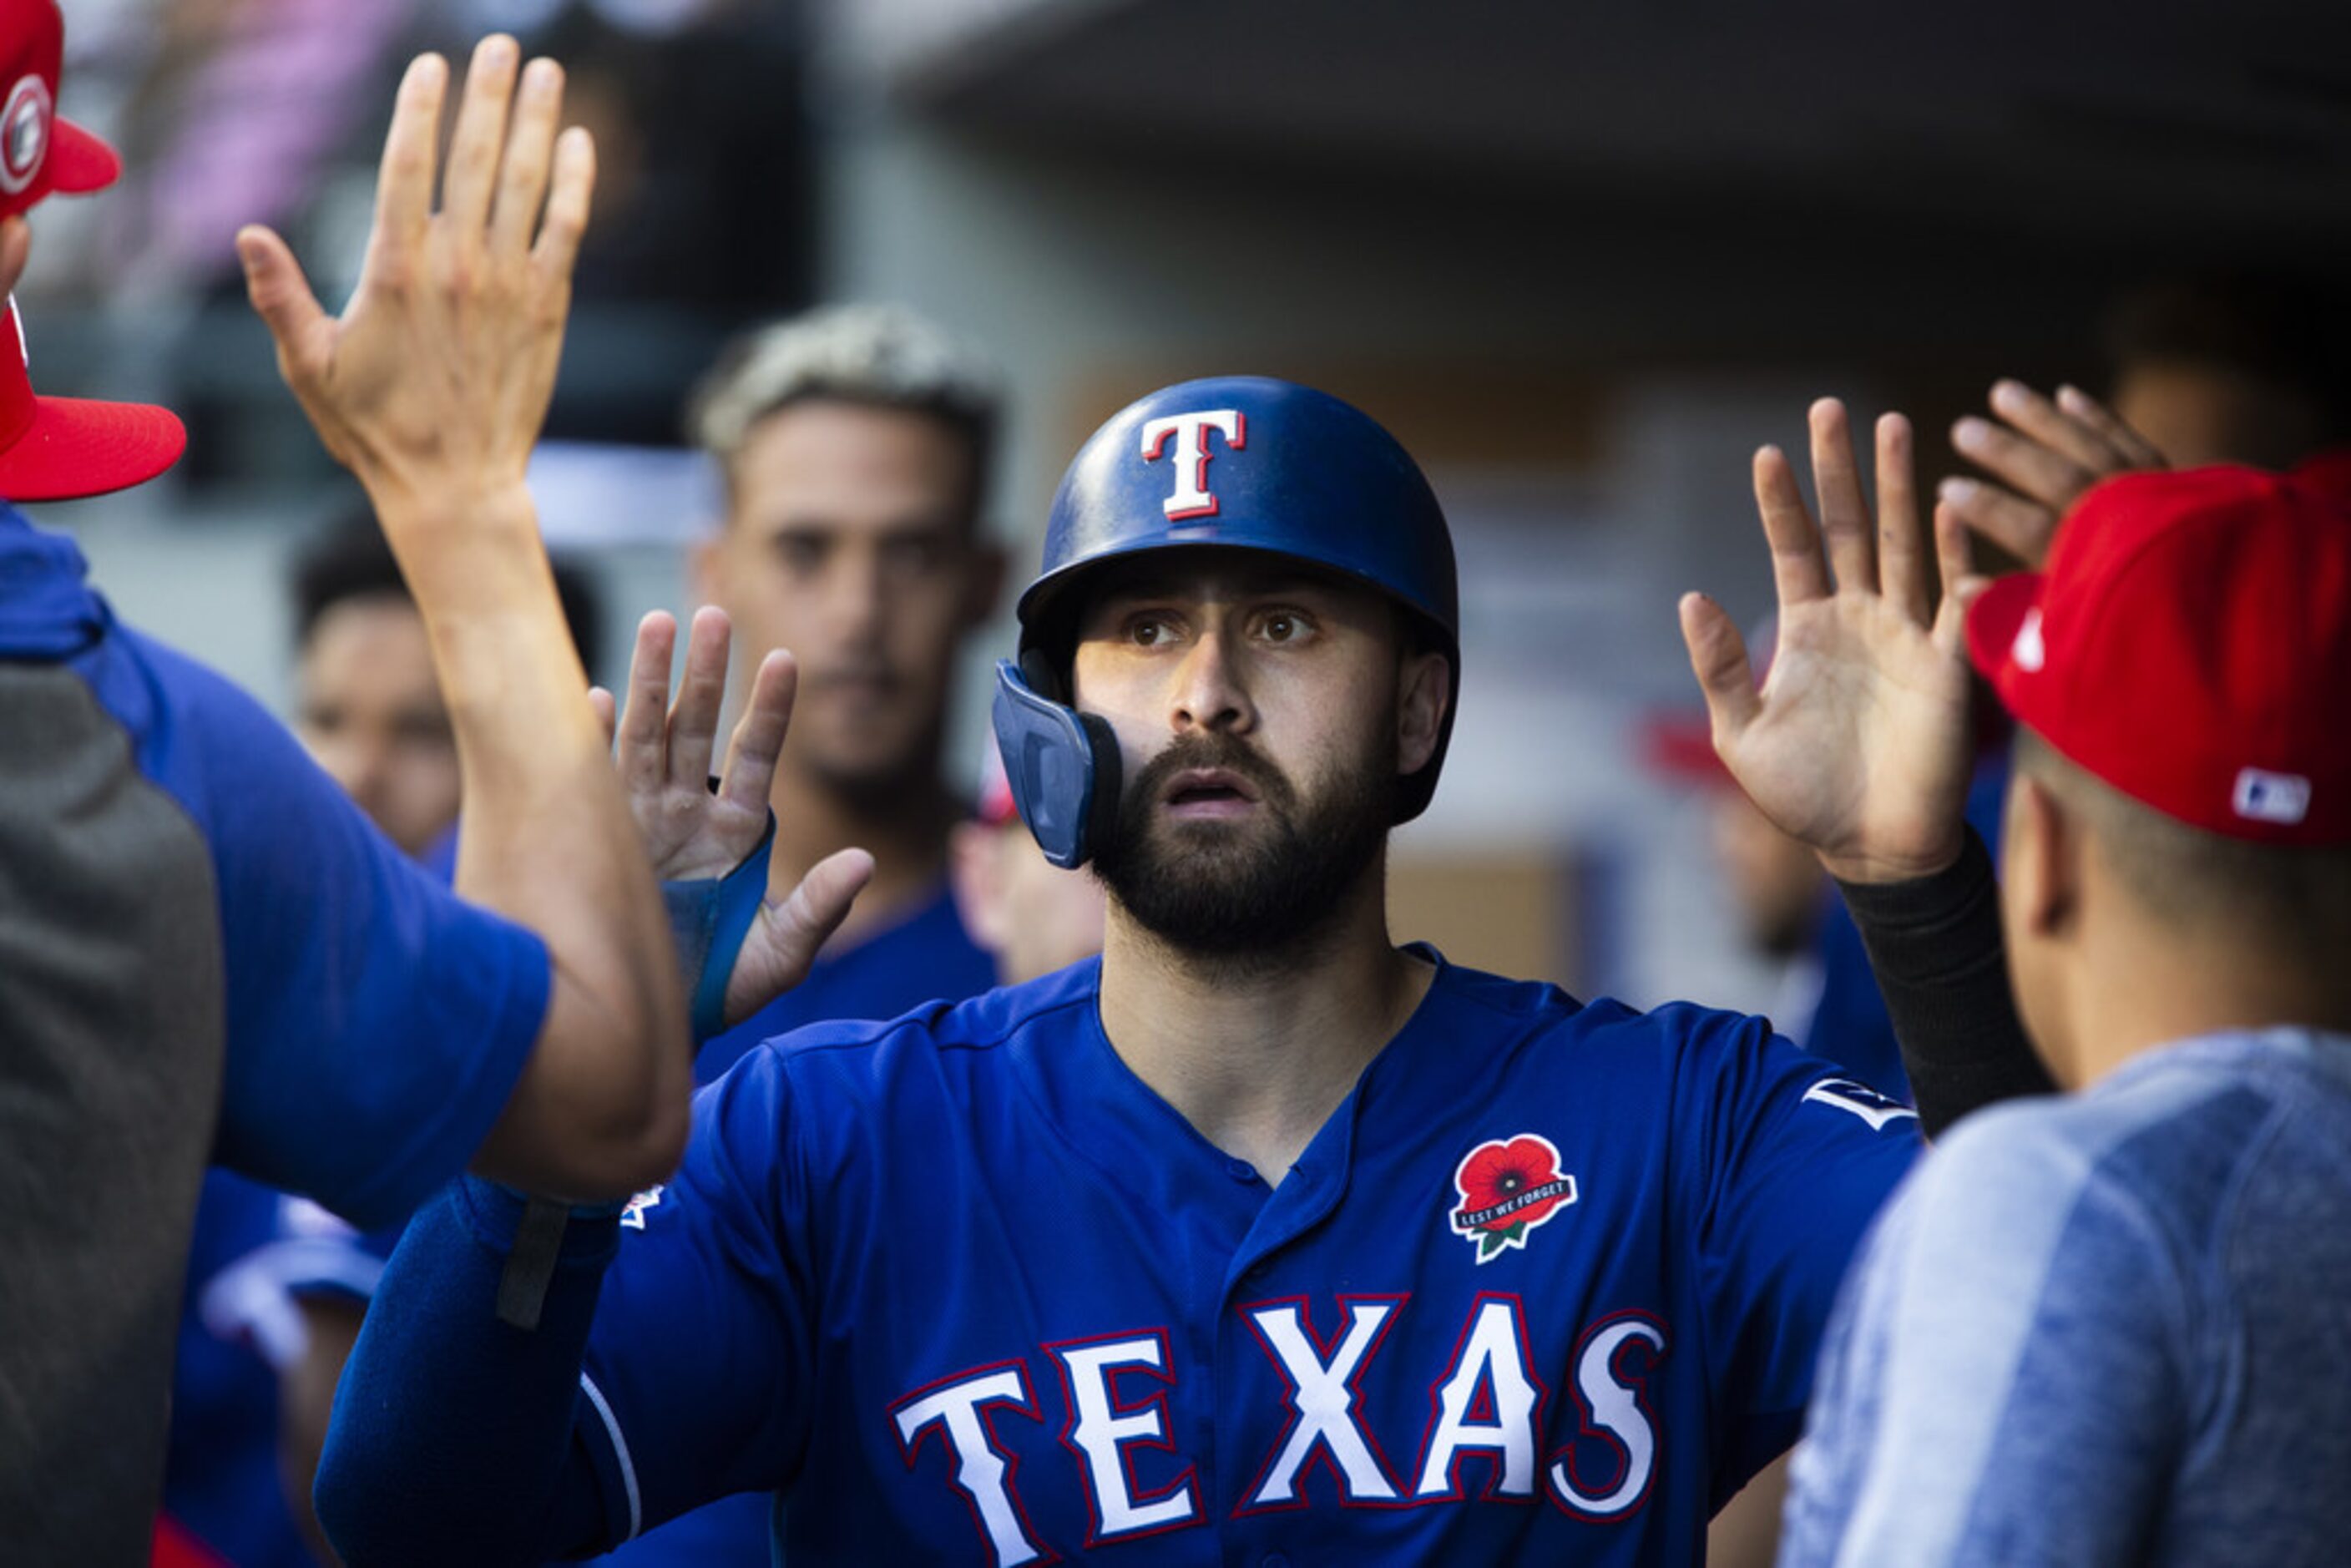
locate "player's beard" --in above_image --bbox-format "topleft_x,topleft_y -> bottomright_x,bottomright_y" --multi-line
1093,729 -> 1391,969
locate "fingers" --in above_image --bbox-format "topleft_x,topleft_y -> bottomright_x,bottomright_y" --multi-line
1934,475 -> 2059,569
2055,384 -> 2167,469
1753,444 -> 1833,609
235,225 -> 331,382
1874,412 -> 1930,626
439,36 -> 521,237
587,686 -> 617,746
1679,591 -> 1762,740
1987,379 -> 2124,477
666,607 -> 733,790
368,53 -> 447,266
1952,410 -> 2096,511
1808,398 -> 1877,595
615,612 -> 677,797
1929,501 -> 1979,653
489,56 -> 564,257
531,126 -> 595,279
770,847 -> 877,973
715,650 -> 797,815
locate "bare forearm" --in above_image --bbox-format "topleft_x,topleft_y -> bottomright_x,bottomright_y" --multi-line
388,483 -> 689,1197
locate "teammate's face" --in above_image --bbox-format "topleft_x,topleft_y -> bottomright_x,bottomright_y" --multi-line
696,401 -> 999,797
296,594 -> 459,858
1071,554 -> 1447,955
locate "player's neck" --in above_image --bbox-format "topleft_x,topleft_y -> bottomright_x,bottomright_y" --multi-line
1096,873 -> 1435,1186
2053,928 -> 2351,1089
768,757 -> 958,942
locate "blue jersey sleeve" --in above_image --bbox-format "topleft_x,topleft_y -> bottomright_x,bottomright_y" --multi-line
117,629 -> 551,1231
1671,1006 -> 1921,1504
571,1044 -> 822,1545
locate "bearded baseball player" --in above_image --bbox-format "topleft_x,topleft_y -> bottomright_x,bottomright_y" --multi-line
316,380 -> 1964,1565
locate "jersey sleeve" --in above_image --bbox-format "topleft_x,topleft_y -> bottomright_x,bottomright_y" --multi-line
1671,1006 -> 1922,1503
134,632 -> 552,1232
1778,1110 -> 2184,1567
569,1044 -> 823,1545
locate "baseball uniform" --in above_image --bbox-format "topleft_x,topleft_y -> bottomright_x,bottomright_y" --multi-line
321,952 -> 1919,1564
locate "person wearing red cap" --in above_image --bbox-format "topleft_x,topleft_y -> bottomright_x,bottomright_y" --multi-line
1765,466 -> 2351,1565
0,23 -> 866,1561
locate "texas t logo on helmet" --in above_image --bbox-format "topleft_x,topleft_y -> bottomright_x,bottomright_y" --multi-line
992,375 -> 1462,868
1139,407 -> 1245,520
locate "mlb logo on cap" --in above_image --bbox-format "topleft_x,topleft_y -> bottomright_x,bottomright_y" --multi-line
1966,466 -> 2351,846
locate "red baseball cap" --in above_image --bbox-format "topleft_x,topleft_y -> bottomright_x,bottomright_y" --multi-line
1966,466 -> 2351,845
0,1 -> 120,220
0,298 -> 185,499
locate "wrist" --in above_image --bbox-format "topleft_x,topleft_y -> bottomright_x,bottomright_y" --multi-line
1818,837 -> 1964,887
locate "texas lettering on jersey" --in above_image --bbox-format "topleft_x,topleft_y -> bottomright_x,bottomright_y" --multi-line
892,1297 -> 1667,1565
575,959 -> 1920,1565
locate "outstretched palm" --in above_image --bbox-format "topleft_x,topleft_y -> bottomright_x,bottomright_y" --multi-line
1679,400 -> 1985,883
597,608 -> 872,1029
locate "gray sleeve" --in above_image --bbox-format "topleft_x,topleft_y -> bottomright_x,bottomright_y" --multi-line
1780,1114 -> 2184,1566
1833,827 -> 2055,1137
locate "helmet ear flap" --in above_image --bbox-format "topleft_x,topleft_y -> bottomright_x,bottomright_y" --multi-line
991,655 -> 1122,869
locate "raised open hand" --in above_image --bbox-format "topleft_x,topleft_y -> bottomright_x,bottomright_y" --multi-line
597,608 -> 872,1029
1680,399 -> 1985,883
235,37 -> 589,512
1943,380 -> 2166,568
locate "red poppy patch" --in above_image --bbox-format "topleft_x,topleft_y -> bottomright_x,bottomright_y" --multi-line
1449,1133 -> 1578,1262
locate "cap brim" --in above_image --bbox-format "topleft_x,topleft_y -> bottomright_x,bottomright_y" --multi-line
1963,569 -> 2046,710
44,117 -> 120,195
0,394 -> 185,500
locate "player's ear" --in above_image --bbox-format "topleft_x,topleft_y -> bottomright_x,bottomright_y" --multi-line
2005,772 -> 2078,940
1394,648 -> 1449,777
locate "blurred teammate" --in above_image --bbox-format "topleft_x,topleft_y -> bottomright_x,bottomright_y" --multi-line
0,24 -> 700,1557
581,305 -> 1009,1565
1781,468 -> 2351,1565
290,515 -> 605,858
313,382 -> 1985,1565
683,305 -> 1003,1085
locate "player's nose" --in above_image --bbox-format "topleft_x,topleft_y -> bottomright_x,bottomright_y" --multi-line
1170,620 -> 1254,736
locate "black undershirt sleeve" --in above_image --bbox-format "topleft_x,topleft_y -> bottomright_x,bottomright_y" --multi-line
1833,826 -> 2055,1140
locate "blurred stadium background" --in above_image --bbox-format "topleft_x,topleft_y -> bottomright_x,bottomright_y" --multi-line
33,0 -> 2351,1015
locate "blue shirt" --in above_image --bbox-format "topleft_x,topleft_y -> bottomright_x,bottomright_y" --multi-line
691,879 -> 998,1084
1783,1028 -> 2351,1566
0,505 -> 550,1226
511,953 -> 1919,1564
589,878 -> 998,1565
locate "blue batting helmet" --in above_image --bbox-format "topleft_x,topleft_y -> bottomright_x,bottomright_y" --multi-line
992,376 -> 1460,867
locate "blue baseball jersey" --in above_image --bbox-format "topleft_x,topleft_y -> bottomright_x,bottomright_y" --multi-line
0,506 -> 551,1226
691,879 -> 998,1084
588,879 -> 999,1566
531,952 -> 1919,1564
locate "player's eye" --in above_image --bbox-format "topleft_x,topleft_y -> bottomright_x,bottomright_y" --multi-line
1127,614 -> 1179,647
1256,609 -> 1312,644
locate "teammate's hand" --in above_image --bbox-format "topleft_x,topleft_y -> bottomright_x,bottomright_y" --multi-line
1680,399 -> 1985,883
235,38 -> 589,516
1941,380 -> 2166,568
595,608 -> 874,1028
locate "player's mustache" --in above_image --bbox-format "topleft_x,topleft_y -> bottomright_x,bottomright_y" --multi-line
1128,733 -> 1295,813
